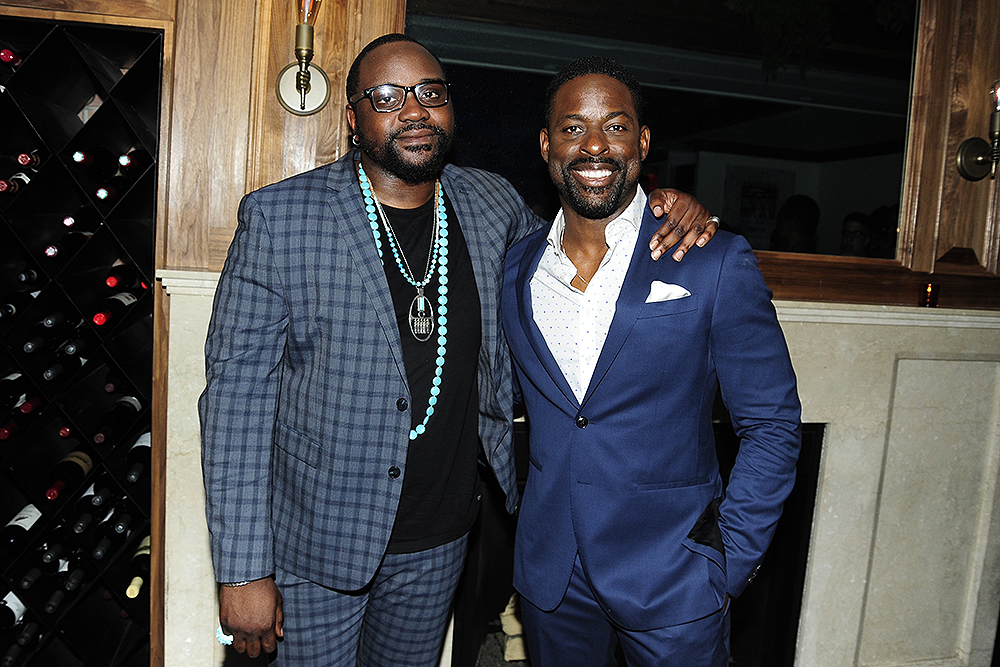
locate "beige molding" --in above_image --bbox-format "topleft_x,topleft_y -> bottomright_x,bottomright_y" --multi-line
155,271 -> 1000,330
157,269 -> 223,297
774,301 -> 1000,329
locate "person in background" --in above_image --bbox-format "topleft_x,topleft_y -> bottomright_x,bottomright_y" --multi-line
770,194 -> 819,253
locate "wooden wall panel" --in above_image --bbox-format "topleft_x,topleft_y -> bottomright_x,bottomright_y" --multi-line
163,0 -> 257,271
208,0 -> 406,269
0,0 -> 173,22
902,0 -> 1000,277
898,0 -> 959,273
936,0 -> 1000,275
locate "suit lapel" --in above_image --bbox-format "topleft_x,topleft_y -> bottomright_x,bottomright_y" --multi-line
581,208 -> 661,407
516,229 -> 580,409
327,154 -> 408,385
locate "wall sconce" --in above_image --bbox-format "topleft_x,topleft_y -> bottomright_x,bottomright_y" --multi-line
956,79 -> 1000,181
275,0 -> 331,116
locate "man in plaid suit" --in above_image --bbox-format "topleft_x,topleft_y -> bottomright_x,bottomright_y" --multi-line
199,34 -> 717,666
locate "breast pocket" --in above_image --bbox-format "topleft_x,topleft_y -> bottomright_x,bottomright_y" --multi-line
637,294 -> 698,319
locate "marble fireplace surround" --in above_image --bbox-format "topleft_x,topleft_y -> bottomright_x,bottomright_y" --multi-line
158,269 -> 1000,667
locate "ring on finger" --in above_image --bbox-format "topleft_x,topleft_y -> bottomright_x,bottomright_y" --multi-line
707,215 -> 721,226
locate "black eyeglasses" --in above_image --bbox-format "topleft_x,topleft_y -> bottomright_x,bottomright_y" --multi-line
350,81 -> 450,113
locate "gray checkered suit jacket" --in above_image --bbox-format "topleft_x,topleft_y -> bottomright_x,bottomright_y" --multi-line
199,150 -> 541,590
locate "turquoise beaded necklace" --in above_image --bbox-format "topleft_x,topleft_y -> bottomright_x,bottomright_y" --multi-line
358,162 -> 449,441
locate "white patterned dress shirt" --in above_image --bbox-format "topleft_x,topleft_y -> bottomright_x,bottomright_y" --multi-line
531,186 -> 646,403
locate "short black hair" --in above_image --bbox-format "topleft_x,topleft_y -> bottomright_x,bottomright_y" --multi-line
345,33 -> 444,102
544,57 -> 645,128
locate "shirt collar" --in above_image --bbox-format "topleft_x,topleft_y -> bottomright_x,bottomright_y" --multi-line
545,185 -> 646,256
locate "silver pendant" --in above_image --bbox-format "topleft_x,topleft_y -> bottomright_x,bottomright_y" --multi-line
408,287 -> 434,342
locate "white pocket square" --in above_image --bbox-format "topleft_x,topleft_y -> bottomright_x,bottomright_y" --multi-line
645,280 -> 691,303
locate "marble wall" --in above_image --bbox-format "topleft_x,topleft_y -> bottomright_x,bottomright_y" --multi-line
159,271 -> 1000,667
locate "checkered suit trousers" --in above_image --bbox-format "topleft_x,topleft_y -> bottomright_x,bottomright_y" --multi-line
273,535 -> 468,667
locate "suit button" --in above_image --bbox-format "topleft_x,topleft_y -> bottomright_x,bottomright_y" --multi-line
576,416 -> 588,429
396,398 -> 408,412
388,466 -> 401,479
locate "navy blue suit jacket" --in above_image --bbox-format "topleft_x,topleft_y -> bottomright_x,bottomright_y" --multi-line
501,210 -> 801,630
200,151 -> 540,590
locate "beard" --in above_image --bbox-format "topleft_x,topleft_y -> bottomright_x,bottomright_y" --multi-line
355,122 -> 454,185
552,157 -> 635,220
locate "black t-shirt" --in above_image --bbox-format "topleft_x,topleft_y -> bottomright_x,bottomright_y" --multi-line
376,192 -> 483,554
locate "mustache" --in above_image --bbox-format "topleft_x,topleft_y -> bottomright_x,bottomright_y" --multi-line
390,122 -> 448,140
566,157 -> 624,170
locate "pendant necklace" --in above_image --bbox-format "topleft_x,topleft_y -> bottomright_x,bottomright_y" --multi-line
358,162 -> 450,440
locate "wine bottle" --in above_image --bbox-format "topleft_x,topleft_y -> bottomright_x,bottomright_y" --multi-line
91,504 -> 131,560
0,291 -> 38,322
0,372 -> 28,412
0,173 -> 30,195
70,147 -> 118,178
123,432 -> 152,484
0,48 -> 22,67
125,536 -> 150,599
1,642 -> 22,667
105,262 -> 148,291
41,351 -> 87,382
0,505 -> 41,560
0,397 -> 42,439
60,337 -> 86,357
92,289 -> 142,326
44,450 -> 94,501
102,370 -> 124,394
94,175 -> 130,202
0,596 -> 26,666
13,620 -> 40,647
18,537 -> 68,589
13,269 -> 43,291
44,587 -> 67,614
43,231 -> 92,259
1,641 -> 23,666
0,414 -> 22,441
0,590 -> 26,630
62,562 -> 86,592
41,311 -> 65,329
21,319 -> 78,354
87,475 -> 117,509
42,556 -> 84,614
3,620 -> 41,667
60,206 -> 101,232
92,396 -> 141,444
70,484 -> 100,534
117,149 -> 153,176
15,151 -> 44,171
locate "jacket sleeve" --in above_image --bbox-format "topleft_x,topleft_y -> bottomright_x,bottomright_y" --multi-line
709,236 -> 802,598
198,191 -> 289,583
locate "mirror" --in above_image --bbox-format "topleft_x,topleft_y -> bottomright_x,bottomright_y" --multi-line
407,0 -> 917,259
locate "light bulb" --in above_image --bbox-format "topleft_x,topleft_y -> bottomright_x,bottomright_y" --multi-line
991,79 -> 1000,113
299,0 -> 322,26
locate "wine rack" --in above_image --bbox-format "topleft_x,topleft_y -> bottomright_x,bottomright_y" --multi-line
0,15 -> 159,667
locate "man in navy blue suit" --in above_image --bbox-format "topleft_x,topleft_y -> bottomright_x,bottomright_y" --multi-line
200,36 -> 721,667
502,57 -> 802,666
